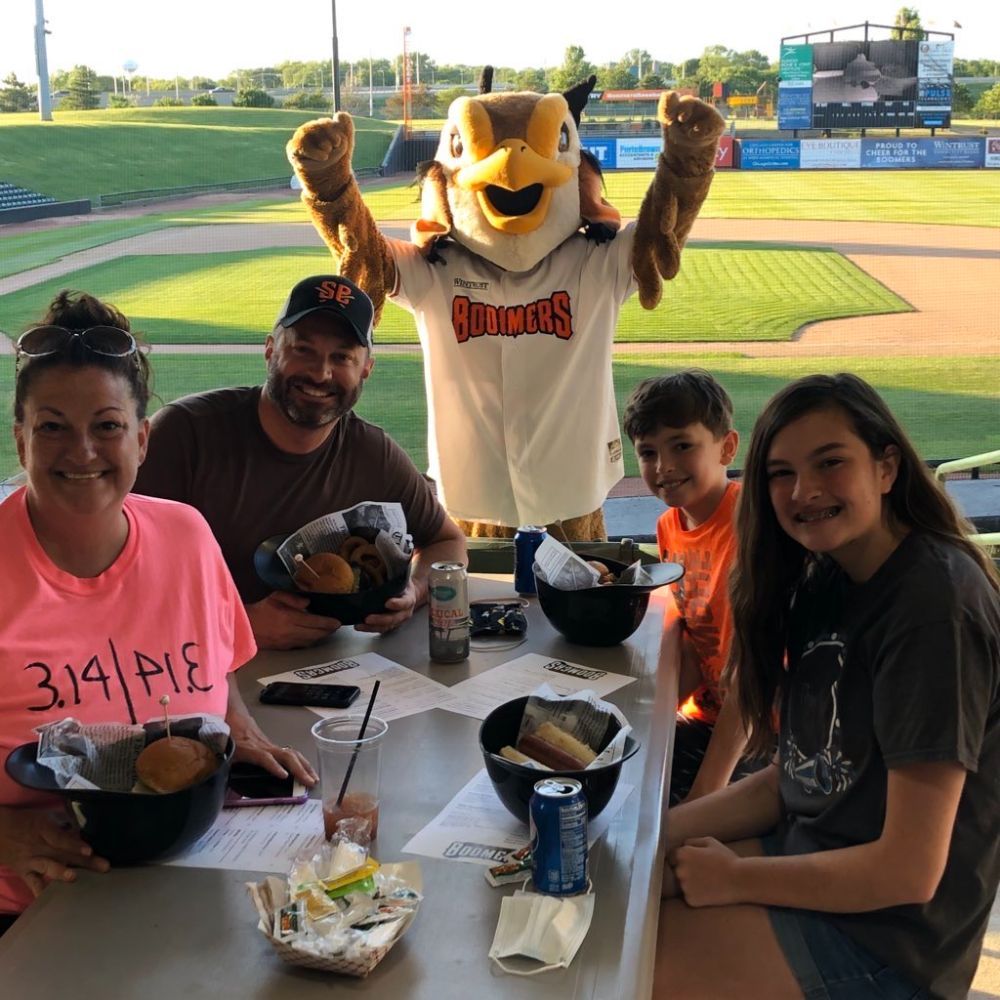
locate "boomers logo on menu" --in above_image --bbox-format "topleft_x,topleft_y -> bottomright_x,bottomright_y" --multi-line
451,290 -> 574,343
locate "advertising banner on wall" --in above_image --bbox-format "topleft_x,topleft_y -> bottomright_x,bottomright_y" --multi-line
800,139 -> 862,169
739,140 -> 801,170
716,136 -> 735,168
916,40 -> 954,127
986,137 -> 1000,169
580,138 -> 617,170
615,138 -> 662,169
861,138 -> 984,168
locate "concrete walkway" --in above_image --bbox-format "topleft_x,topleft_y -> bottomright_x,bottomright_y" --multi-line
2,217 -> 997,357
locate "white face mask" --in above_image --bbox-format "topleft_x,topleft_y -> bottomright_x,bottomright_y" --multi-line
488,889 -> 595,975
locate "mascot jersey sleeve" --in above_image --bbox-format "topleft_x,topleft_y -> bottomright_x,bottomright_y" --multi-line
389,227 -> 637,527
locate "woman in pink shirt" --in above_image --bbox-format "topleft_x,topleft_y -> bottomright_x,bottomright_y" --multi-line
0,291 -> 316,926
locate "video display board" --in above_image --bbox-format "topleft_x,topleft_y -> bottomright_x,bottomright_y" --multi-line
779,38 -> 953,130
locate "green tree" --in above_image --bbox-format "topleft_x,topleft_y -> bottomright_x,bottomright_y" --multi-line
513,68 -> 548,92
61,64 -> 100,109
0,73 -> 34,113
436,85 -> 469,111
951,82 -> 974,116
153,96 -> 184,106
384,84 -> 438,119
549,46 -> 596,92
972,82 -> 1000,119
639,73 -> 665,89
191,93 -> 217,107
282,90 -> 331,111
233,87 -> 275,108
108,94 -> 133,109
596,64 -> 633,90
891,7 -> 924,41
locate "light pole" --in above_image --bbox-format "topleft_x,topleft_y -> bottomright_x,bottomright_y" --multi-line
331,0 -> 341,112
34,0 -> 52,121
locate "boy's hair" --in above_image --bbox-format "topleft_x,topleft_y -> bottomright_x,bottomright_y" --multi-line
622,369 -> 734,442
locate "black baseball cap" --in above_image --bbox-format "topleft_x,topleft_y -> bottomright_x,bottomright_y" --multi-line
275,274 -> 374,349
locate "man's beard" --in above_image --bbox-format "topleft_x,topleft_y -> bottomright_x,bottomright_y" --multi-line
265,364 -> 362,428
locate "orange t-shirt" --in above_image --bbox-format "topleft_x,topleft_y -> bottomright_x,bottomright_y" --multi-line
0,489 -> 256,914
656,480 -> 740,724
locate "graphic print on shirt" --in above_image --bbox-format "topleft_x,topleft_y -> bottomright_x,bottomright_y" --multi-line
783,633 -> 856,796
451,290 -> 574,342
664,546 -> 723,717
22,640 -> 211,725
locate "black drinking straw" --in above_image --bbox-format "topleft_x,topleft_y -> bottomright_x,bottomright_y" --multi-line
336,680 -> 381,806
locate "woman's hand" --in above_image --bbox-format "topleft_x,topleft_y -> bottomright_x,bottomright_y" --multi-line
671,836 -> 743,907
227,710 -> 318,787
0,806 -> 110,897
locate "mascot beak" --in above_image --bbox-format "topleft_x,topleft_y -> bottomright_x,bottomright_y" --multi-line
451,94 -> 574,235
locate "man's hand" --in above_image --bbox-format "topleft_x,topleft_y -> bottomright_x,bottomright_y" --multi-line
356,580 -> 418,634
246,591 -> 342,650
227,703 -> 318,788
0,807 -> 110,898
671,836 -> 743,907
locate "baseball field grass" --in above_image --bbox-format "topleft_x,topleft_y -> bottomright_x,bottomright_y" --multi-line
0,108 -> 395,202
1,353 -> 993,480
0,245 -> 909,345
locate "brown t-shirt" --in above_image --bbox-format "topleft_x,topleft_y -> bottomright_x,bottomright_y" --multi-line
133,387 -> 447,603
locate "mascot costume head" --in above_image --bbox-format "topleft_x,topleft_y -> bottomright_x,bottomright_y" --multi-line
287,70 -> 723,538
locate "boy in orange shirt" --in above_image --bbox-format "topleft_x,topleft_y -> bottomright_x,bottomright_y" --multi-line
623,369 -> 751,804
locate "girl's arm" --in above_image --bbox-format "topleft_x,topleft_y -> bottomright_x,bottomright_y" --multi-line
674,760 -> 966,911
682,692 -> 748,802
667,762 -> 782,852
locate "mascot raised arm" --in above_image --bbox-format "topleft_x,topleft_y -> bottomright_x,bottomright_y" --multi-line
287,69 -> 723,539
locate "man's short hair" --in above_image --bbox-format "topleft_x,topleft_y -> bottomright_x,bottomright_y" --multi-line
622,369 -> 734,442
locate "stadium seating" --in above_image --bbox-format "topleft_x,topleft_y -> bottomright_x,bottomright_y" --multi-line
0,181 -> 56,211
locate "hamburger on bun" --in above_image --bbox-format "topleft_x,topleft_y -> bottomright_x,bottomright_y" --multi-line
294,552 -> 355,594
136,736 -> 220,794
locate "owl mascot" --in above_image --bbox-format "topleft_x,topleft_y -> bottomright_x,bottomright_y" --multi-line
287,69 -> 723,539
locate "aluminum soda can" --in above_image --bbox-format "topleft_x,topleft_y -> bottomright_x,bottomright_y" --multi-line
514,525 -> 548,596
529,777 -> 588,896
428,561 -> 470,662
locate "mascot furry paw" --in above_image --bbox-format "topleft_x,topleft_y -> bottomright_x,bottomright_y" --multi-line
287,70 -> 723,540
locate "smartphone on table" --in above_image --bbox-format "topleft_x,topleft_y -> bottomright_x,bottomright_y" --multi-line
224,762 -> 309,808
259,682 -> 361,709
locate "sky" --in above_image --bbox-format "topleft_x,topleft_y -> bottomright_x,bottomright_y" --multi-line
1,0 -> 994,83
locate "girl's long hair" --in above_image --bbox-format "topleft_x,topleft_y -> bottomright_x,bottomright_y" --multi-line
729,373 -> 998,758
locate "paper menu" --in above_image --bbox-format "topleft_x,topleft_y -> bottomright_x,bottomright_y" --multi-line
440,653 -> 635,721
258,652 -> 454,722
402,768 -> 633,865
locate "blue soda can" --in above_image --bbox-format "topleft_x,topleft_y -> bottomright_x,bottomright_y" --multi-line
514,525 -> 548,596
529,777 -> 588,896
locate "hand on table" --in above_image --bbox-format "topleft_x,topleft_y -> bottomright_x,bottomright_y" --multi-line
0,806 -> 109,897
227,710 -> 318,788
356,580 -> 418,634
671,837 -> 742,907
246,591 -> 342,650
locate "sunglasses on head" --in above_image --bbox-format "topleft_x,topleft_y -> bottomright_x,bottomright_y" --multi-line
15,325 -> 138,373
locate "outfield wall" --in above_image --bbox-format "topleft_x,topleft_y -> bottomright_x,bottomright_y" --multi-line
579,135 -> 1000,170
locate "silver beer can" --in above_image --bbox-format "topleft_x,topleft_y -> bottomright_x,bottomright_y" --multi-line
428,561 -> 471,662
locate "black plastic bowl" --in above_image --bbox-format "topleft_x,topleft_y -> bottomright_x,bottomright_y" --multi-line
535,556 -> 684,646
479,697 -> 640,823
254,533 -> 410,626
5,738 -> 234,865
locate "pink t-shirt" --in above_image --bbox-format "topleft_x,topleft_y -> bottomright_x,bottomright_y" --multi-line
0,489 -> 256,913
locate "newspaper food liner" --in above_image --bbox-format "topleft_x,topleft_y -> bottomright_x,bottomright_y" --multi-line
532,535 -> 655,591
35,715 -> 230,792
276,500 -> 414,582
497,685 -> 632,771
247,860 -> 422,977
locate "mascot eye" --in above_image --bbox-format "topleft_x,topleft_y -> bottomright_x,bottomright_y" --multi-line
558,124 -> 570,152
449,132 -> 464,158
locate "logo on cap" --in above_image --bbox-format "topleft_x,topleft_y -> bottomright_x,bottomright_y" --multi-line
316,279 -> 355,307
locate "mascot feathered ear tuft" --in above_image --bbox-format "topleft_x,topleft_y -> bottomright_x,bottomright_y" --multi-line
563,75 -> 597,126
478,66 -> 494,95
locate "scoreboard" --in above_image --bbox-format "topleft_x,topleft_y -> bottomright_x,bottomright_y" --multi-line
779,35 -> 954,130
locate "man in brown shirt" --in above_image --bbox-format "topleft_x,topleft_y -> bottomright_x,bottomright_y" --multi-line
135,274 -> 467,649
